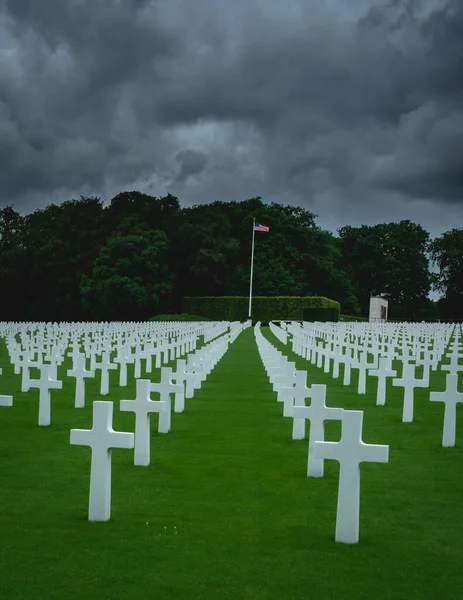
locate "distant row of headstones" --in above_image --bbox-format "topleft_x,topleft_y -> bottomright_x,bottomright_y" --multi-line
260,320 -> 463,542
1,319 -> 461,545
0,320 -> 247,521
286,320 -> 463,444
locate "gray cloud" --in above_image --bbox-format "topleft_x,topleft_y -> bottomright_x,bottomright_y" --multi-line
174,149 -> 208,184
0,0 -> 462,236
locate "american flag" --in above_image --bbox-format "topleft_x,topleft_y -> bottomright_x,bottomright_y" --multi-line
254,222 -> 269,232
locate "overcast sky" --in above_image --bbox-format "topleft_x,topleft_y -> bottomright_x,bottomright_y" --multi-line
0,0 -> 461,237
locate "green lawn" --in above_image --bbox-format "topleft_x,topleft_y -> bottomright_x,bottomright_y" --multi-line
0,326 -> 463,600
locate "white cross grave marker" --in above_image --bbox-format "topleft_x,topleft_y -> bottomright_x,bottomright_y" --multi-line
29,364 -> 63,426
292,384 -> 344,475
150,367 -> 183,433
67,354 -> 95,408
0,368 -> 13,407
441,351 -> 462,375
342,350 -> 355,386
430,373 -> 463,447
173,359 -> 195,401
369,357 -> 397,406
70,401 -> 134,521
313,410 -> 389,544
353,351 -> 377,395
114,348 -> 134,387
392,363 -> 428,422
94,351 -> 117,396
120,379 -> 167,466
0,395 -> 13,407
170,361 -> 195,412
17,351 -> 33,392
279,370 -> 310,420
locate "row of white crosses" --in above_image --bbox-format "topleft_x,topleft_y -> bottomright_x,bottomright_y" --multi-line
69,321 -> 250,522
269,321 -> 288,344
3,320 -> 215,425
286,321 -> 463,446
0,319 -> 249,521
254,322 -> 389,544
1,320 -> 232,427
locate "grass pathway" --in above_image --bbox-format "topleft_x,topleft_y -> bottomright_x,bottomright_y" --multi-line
0,326 -> 463,599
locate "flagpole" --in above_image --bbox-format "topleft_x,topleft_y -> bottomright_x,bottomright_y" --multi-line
248,217 -> 256,319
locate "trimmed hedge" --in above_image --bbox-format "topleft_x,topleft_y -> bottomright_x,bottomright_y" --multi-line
303,307 -> 339,322
183,296 -> 340,322
150,313 -> 213,322
340,314 -> 369,322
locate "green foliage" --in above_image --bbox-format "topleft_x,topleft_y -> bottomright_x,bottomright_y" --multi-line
338,220 -> 431,318
170,198 -> 356,309
0,206 -> 25,319
80,219 -> 173,320
340,314 -> 369,322
1,197 -> 106,320
0,192 -> 459,322
183,296 -> 340,322
430,229 -> 463,319
150,314 -> 213,322
303,307 -> 340,322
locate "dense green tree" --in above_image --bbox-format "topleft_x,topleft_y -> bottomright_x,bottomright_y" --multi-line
80,218 -> 172,320
0,192 -> 451,321
430,229 -> 463,319
0,206 -> 26,320
170,198 -> 358,312
106,191 -> 180,235
20,197 -> 106,321
338,221 -> 431,318
0,198 -> 106,321
170,202 -> 241,303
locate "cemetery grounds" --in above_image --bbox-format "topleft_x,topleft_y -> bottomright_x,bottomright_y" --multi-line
0,323 -> 463,600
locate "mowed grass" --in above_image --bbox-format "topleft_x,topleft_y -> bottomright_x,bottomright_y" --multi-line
0,326 -> 462,600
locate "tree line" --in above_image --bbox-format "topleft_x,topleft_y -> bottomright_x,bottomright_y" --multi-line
0,192 -> 461,322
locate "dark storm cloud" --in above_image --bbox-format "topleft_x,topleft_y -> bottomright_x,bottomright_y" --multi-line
0,0 -> 462,234
175,149 -> 208,184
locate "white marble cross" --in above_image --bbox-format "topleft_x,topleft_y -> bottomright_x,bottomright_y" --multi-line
441,350 -> 463,375
316,345 -> 324,369
186,355 -> 205,390
70,401 -> 134,521
150,367 -> 183,433
416,352 -> 434,384
28,364 -> 63,426
0,368 -> 13,407
173,359 -> 195,401
0,395 -> 13,407
132,346 -> 143,379
170,361 -> 195,412
278,370 -> 310,420
400,345 -> 415,368
114,347 -> 134,387
430,373 -> 463,447
67,354 -> 95,408
17,351 -> 33,392
392,362 -> 428,422
292,384 -> 344,475
342,350 -> 355,386
353,351 -> 377,395
94,351 -> 117,395
368,357 -> 397,406
120,379 -> 167,466
272,362 -> 298,395
331,346 -> 343,379
140,342 -> 155,374
313,410 -> 389,544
